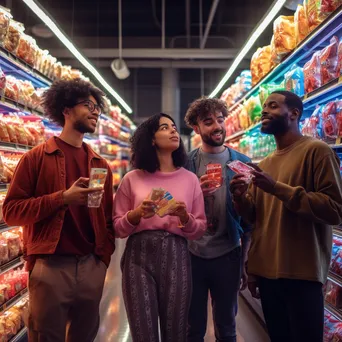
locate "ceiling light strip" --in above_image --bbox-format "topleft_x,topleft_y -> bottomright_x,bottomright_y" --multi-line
208,0 -> 286,98
21,0 -> 133,114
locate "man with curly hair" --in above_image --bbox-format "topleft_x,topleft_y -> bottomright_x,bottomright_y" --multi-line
3,79 -> 115,342
184,97 -> 251,342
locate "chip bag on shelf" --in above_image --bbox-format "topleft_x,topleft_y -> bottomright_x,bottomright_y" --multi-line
4,76 -> 19,102
0,7 -> 11,44
238,105 -> 250,130
304,51 -> 322,93
259,83 -> 285,106
284,65 -> 305,96
3,20 -> 23,53
320,36 -> 340,85
0,115 -> 10,143
250,46 -> 274,85
272,16 -> 296,60
294,4 -> 310,45
245,96 -> 262,123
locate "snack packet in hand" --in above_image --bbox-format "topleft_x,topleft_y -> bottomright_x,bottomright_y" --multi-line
206,164 -> 222,189
227,160 -> 255,183
156,191 -> 178,217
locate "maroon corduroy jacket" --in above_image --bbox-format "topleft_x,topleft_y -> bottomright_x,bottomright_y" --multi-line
2,137 -> 115,270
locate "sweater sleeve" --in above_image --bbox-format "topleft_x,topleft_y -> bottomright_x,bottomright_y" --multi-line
181,179 -> 207,240
233,184 -> 257,225
113,177 -> 137,238
272,153 -> 342,225
3,153 -> 66,226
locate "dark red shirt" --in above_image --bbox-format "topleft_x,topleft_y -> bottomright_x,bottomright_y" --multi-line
55,137 -> 95,255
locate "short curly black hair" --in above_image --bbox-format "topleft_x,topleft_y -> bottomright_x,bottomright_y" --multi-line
184,97 -> 228,127
41,78 -> 106,127
130,113 -> 187,173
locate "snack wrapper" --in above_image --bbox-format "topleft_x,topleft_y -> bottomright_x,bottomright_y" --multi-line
206,163 -> 222,189
156,191 -> 178,217
227,160 -> 255,183
89,168 -> 107,188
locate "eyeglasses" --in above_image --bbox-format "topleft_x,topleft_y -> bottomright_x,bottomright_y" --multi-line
75,100 -> 101,115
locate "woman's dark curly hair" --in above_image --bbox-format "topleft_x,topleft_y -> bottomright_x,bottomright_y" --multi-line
130,113 -> 187,173
184,96 -> 228,127
41,78 -> 106,127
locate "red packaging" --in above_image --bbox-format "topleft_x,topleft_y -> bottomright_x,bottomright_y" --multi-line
304,52 -> 321,93
227,160 -> 255,183
206,164 -> 222,189
325,280 -> 342,308
337,101 -> 342,136
320,36 -> 339,85
338,41 -> 342,76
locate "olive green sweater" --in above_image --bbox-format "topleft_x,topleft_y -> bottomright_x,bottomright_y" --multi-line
240,136 -> 342,284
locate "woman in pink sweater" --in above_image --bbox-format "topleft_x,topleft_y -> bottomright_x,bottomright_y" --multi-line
113,113 -> 206,342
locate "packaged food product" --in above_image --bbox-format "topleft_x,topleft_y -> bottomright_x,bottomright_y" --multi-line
16,33 -> 31,62
304,0 -> 322,32
2,232 -> 20,259
2,115 -> 17,143
294,4 -> 310,45
320,36 -> 339,85
325,280 -> 342,308
3,20 -> 23,53
250,46 -> 275,85
206,164 -> 222,189
0,115 -> 10,143
0,7 -> 11,44
245,95 -> 262,123
259,83 -> 285,106
319,0 -> 342,21
284,65 -> 305,96
4,76 -> 19,102
155,191 -> 178,218
227,160 -> 255,183
273,16 -> 296,60
304,52 -> 322,93
149,188 -> 165,202
324,311 -> 342,341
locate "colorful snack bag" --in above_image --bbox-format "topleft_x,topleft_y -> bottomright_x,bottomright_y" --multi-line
284,65 -> 305,96
227,160 -> 255,183
304,51 -> 321,93
156,191 -> 178,217
149,188 -> 165,202
320,36 -> 339,85
206,164 -> 222,189
294,4 -> 310,45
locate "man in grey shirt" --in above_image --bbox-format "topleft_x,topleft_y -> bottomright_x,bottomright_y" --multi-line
185,97 -> 251,342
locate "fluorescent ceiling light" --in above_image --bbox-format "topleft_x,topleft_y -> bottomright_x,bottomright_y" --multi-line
21,0 -> 133,114
209,0 -> 286,98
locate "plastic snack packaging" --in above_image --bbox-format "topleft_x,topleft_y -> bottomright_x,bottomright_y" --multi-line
227,160 -> 255,183
273,15 -> 296,59
155,191 -> 178,218
294,4 -> 310,45
149,188 -> 165,202
88,168 -> 107,208
284,65 -> 305,96
320,36 -> 339,85
304,51 -> 321,93
304,0 -> 322,32
206,164 -> 222,189
0,7 -> 11,44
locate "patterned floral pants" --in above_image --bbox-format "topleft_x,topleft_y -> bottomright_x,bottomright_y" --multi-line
121,230 -> 192,342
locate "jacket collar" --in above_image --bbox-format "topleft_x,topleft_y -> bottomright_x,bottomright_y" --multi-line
44,137 -> 101,160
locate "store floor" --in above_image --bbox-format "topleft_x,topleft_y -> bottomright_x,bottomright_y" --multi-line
95,239 -> 270,342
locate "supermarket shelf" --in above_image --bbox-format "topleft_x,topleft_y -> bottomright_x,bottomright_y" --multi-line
0,96 -> 44,117
100,153 -> 118,159
0,46 -> 51,88
333,226 -> 342,237
252,159 -> 263,164
0,257 -> 24,276
0,184 -> 10,191
0,223 -> 20,233
302,77 -> 342,111
325,301 -> 342,321
328,272 -> 342,288
0,288 -> 28,315
0,141 -> 33,153
225,122 -> 262,142
226,8 -> 342,111
10,327 -> 27,342
330,144 -> 342,150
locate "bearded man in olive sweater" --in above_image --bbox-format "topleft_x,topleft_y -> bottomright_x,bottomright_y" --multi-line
230,91 -> 342,342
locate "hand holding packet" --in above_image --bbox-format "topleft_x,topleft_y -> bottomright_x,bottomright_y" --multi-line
148,188 -> 178,217
88,168 -> 107,208
227,160 -> 255,183
206,163 -> 222,189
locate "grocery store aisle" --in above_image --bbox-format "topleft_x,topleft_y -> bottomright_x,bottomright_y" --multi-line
95,239 -> 270,342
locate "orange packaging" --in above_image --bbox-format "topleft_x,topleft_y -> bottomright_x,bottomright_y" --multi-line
206,164 -> 222,189
0,115 -> 9,143
294,5 -> 310,45
251,45 -> 274,85
273,16 -> 296,60
304,0 -> 322,32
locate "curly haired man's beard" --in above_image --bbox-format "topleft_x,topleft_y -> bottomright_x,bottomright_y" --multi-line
73,120 -> 95,134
